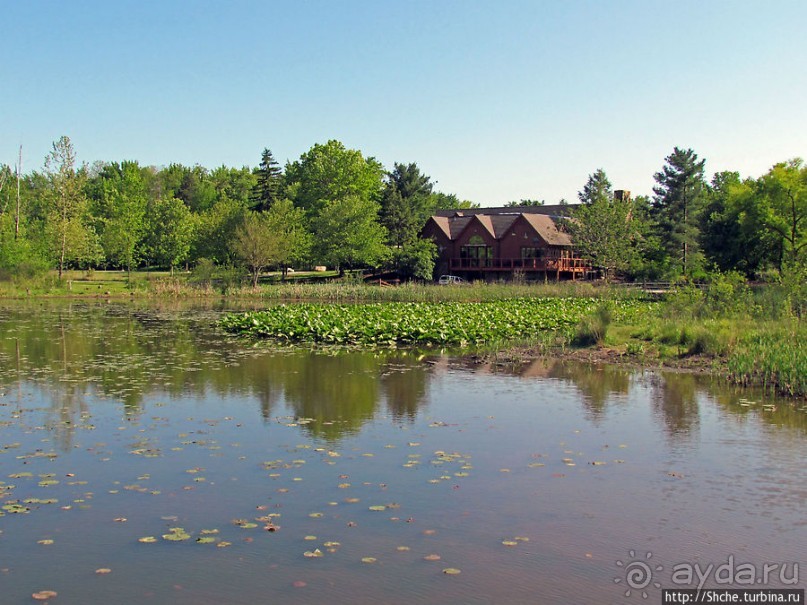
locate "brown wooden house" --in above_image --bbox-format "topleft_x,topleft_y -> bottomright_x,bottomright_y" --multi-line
421,207 -> 590,281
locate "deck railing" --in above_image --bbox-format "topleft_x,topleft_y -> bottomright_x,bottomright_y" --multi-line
448,257 -> 589,272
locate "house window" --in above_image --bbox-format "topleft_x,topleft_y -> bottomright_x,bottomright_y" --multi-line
521,247 -> 545,267
460,235 -> 492,267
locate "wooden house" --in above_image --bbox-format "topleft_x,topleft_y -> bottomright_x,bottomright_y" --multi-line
421,206 -> 590,281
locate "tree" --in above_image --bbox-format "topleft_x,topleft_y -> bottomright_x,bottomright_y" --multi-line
756,158 -> 806,271
504,199 -> 545,207
192,198 -> 248,265
390,238 -> 436,281
429,191 -> 478,210
263,199 -> 311,279
43,136 -> 100,278
89,161 -> 148,276
285,140 -> 385,215
701,171 -> 775,276
652,147 -> 707,277
578,168 -> 612,205
145,196 -> 194,274
565,170 -> 643,281
251,148 -> 284,211
311,195 -> 389,275
380,162 -> 434,247
232,212 -> 277,287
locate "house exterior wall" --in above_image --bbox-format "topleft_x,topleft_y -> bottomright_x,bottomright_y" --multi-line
422,212 -> 588,280
497,215 -> 552,260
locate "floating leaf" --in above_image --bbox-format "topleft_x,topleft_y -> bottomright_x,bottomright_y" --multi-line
361,557 -> 377,564
423,554 -> 441,561
138,536 -> 157,543
196,537 -> 216,544
95,568 -> 112,574
32,590 -> 58,600
368,505 -> 386,511
162,527 -> 191,541
303,549 -> 323,558
442,568 -> 461,575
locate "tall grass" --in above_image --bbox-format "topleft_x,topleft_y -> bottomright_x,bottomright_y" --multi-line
727,324 -> 807,397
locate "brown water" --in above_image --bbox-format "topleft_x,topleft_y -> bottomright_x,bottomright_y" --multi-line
0,301 -> 804,604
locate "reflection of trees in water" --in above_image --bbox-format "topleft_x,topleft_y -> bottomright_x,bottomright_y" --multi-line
381,358 -> 429,422
649,373 -> 701,438
546,362 -> 631,423
2,302 -> 803,443
0,304 -> 431,442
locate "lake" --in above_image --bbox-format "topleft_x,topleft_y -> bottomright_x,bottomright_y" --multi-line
0,301 -> 804,604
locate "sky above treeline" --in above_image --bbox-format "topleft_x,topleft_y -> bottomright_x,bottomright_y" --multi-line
3,0 -> 805,206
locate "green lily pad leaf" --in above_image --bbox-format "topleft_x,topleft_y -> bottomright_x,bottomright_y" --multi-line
138,536 -> 157,543
196,537 -> 216,544
442,568 -> 461,575
361,557 -> 377,564
303,549 -> 323,558
368,505 -> 386,511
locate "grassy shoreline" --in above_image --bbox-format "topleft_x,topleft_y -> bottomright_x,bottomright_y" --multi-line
2,270 -> 804,398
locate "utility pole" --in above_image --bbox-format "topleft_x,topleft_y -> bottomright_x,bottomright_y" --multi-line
16,145 -> 22,239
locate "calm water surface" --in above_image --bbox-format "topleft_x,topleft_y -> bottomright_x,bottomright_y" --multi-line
0,301 -> 804,604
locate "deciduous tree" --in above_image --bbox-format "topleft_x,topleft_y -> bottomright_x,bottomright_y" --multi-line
43,136 -> 100,278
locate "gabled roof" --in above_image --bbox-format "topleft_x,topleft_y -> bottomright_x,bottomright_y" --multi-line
519,213 -> 572,246
423,211 -> 572,247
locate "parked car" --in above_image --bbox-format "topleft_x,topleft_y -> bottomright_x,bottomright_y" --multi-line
438,275 -> 465,285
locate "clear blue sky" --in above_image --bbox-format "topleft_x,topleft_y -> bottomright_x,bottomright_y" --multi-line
3,0 -> 805,205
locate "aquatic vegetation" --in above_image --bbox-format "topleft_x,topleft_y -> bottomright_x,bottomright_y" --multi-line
220,298 -> 651,347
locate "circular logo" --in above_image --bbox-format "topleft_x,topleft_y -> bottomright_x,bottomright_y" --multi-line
615,550 -> 663,599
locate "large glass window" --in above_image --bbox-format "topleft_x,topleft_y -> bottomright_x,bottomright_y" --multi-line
460,235 -> 492,267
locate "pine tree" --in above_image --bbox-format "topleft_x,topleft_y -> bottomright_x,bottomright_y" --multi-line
652,147 -> 706,277
252,148 -> 284,211
578,168 -> 612,205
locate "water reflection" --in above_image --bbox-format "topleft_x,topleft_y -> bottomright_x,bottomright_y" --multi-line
0,302 -> 804,447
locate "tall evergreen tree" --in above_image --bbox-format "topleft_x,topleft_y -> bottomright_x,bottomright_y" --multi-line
566,169 -> 642,281
652,147 -> 707,277
251,148 -> 284,211
380,162 -> 434,247
578,168 -> 612,205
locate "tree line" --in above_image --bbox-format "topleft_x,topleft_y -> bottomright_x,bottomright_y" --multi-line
0,137 -> 474,283
565,148 -> 805,283
0,137 -> 804,284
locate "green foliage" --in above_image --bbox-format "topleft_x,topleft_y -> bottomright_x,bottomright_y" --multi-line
652,147 -> 707,278
221,297 -> 648,347
566,170 -> 645,280
145,196 -> 194,273
728,324 -> 807,397
311,195 -> 389,273
380,162 -> 434,247
43,136 -> 102,277
285,140 -> 385,215
192,198 -> 247,264
756,158 -> 807,270
390,238 -> 437,281
251,148 -> 284,211
572,303 -> 612,346
577,168 -> 612,206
